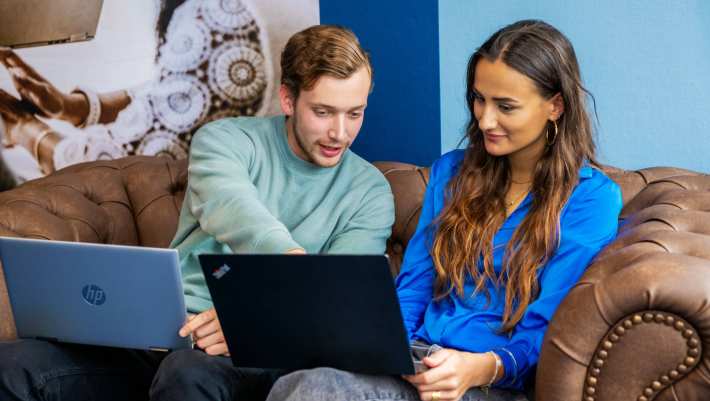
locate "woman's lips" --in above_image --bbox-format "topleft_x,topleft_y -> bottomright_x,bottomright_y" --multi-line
484,132 -> 507,143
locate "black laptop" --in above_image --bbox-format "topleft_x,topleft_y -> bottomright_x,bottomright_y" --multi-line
199,254 -> 416,375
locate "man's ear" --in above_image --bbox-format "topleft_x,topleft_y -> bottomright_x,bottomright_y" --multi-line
279,85 -> 295,116
549,93 -> 564,121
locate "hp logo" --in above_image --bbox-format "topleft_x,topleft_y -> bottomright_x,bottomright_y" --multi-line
82,285 -> 106,306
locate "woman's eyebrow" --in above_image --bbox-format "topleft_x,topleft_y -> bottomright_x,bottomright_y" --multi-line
473,87 -> 519,104
492,96 -> 519,104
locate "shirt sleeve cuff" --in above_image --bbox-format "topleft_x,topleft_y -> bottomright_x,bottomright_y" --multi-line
492,347 -> 521,388
252,228 -> 302,254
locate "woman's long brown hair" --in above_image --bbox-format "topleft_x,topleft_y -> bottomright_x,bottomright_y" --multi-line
431,20 -> 599,333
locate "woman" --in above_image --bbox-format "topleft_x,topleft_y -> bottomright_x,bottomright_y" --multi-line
0,0 -> 269,175
264,20 -> 622,401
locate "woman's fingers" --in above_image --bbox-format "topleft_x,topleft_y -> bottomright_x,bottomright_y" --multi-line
9,67 -> 62,116
0,48 -> 15,69
415,376 -> 460,393
2,52 -> 64,118
407,350 -> 455,386
423,349 -> 452,368
419,390 -> 459,401
407,366 -> 456,391
2,50 -> 46,83
418,364 -> 456,389
0,89 -> 26,120
0,90 -> 16,117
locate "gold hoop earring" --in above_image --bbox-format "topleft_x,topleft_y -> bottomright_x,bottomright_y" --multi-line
546,120 -> 558,146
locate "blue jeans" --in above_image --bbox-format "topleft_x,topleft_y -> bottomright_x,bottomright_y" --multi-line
0,339 -> 284,401
265,367 -> 529,401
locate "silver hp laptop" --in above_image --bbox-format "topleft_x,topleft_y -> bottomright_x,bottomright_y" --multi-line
0,0 -> 103,48
0,236 -> 191,351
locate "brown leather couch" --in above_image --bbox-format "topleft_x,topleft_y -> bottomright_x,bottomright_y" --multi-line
0,156 -> 707,401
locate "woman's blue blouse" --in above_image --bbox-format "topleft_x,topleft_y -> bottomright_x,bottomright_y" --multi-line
395,150 -> 623,390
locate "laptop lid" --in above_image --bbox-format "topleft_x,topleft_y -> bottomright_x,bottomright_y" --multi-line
0,0 -> 103,48
199,254 -> 415,375
0,236 -> 191,351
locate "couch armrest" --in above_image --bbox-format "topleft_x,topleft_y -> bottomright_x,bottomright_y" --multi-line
538,250 -> 709,401
537,169 -> 710,401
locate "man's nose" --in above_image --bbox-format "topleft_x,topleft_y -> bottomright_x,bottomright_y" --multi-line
329,114 -> 347,141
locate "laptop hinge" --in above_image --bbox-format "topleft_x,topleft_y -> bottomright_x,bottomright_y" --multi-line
35,336 -> 59,342
149,347 -> 170,352
69,33 -> 90,42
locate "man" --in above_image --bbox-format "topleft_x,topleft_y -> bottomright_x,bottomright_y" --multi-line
152,24 -> 395,400
0,25 -> 394,401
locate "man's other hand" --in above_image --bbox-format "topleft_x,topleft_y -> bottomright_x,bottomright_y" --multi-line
179,308 -> 230,357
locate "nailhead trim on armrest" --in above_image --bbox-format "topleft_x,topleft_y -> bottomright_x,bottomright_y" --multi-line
583,311 -> 701,401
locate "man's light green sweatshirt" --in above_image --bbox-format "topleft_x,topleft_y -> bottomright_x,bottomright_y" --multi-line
170,115 -> 395,312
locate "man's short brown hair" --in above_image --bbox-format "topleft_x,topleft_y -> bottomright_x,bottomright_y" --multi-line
280,25 -> 372,98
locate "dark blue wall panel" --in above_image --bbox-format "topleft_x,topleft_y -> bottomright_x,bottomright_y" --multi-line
320,0 -> 440,167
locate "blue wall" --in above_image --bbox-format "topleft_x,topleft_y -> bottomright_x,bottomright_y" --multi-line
320,0 -> 441,166
439,0 -> 710,173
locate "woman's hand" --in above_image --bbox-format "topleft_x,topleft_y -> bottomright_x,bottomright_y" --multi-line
179,308 -> 230,357
0,48 -> 88,126
403,348 -> 498,401
0,89 -> 51,150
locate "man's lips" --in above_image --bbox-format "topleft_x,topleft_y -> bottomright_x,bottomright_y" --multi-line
319,143 -> 343,158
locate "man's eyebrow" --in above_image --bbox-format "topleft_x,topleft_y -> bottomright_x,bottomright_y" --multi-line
310,103 -> 367,111
310,103 -> 335,110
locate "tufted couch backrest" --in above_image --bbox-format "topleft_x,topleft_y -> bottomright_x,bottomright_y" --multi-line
0,156 -> 429,266
0,156 -> 428,340
0,157 -> 187,247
